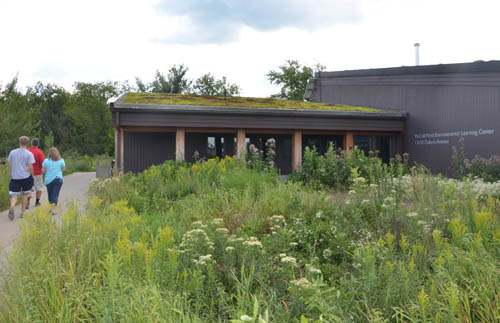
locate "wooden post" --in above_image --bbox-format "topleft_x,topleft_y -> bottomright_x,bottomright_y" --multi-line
236,129 -> 246,158
345,131 -> 354,152
176,128 -> 185,161
114,128 -> 118,170
292,130 -> 302,171
120,128 -> 124,172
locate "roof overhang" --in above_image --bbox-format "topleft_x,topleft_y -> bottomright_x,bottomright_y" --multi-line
110,93 -> 406,132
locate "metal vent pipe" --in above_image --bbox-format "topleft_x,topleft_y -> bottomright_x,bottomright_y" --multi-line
414,43 -> 420,66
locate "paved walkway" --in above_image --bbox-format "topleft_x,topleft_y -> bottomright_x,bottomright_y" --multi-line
0,172 -> 95,260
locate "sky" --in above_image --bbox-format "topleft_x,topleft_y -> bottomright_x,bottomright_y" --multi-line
1,0 -> 499,97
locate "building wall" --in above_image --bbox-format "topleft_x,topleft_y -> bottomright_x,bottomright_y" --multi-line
123,132 -> 175,173
315,68 -> 500,173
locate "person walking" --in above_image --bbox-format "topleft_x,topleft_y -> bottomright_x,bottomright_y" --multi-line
7,136 -> 35,220
27,138 -> 45,208
42,147 -> 65,215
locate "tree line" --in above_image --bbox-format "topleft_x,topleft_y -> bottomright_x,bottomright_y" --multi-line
0,60 -> 323,158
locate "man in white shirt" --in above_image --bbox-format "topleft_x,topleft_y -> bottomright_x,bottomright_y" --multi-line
7,136 -> 35,220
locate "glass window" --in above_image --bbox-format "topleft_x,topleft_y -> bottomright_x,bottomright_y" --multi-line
354,136 -> 371,155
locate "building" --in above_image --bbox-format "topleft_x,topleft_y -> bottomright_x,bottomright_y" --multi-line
305,61 -> 500,173
110,93 -> 406,173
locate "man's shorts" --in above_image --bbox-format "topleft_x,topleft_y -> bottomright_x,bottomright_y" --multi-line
9,176 -> 34,197
33,175 -> 44,192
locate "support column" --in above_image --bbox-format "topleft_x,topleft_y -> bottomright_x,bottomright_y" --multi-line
120,128 -> 124,172
345,132 -> 354,152
236,129 -> 246,158
114,128 -> 118,170
176,128 -> 185,161
292,130 -> 302,172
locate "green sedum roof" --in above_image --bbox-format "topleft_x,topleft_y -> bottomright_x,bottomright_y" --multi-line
123,93 -> 388,113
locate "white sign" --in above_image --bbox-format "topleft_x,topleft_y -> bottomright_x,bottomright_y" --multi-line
414,129 -> 495,145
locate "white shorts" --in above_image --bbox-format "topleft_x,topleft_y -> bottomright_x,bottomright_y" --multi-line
33,175 -> 44,192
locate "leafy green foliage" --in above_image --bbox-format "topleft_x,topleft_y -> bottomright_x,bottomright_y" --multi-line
65,82 -> 117,155
147,64 -> 192,94
466,154 -> 500,182
193,73 -> 240,96
0,77 -> 41,157
292,144 -> 410,189
0,78 -> 119,158
267,60 -> 325,101
3,157 -> 500,321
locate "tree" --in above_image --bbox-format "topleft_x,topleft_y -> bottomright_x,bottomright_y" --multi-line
26,82 -> 71,150
168,64 -> 191,94
65,82 -> 119,155
267,60 -> 325,101
135,77 -> 149,92
193,73 -> 240,96
148,64 -> 192,94
0,77 -> 41,157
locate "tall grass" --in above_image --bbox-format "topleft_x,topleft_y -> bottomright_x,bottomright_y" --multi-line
0,164 -> 9,210
2,157 -> 499,322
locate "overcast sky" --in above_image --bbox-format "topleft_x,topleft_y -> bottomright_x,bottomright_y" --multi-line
1,0 -> 499,97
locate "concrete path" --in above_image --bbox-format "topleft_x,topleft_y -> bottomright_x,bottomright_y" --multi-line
0,172 -> 96,259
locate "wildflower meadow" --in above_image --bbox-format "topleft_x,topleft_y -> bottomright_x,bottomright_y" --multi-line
1,153 -> 500,322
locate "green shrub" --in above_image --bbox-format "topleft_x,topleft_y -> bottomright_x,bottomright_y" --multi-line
3,158 -> 500,321
62,153 -> 96,174
292,144 -> 409,189
466,154 -> 500,182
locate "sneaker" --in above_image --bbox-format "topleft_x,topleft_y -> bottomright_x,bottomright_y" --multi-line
35,202 -> 41,207
8,207 -> 14,221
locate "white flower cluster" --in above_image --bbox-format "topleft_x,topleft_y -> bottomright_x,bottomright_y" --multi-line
381,196 -> 396,210
468,178 -> 500,197
228,236 -> 245,243
396,175 -> 500,199
211,218 -> 224,226
290,277 -> 312,287
243,237 -> 263,248
322,249 -> 332,258
190,220 -> 208,230
179,228 -> 214,251
306,264 -> 321,274
193,254 -> 214,266
280,254 -> 297,265
352,177 -> 366,185
270,214 -> 287,234
216,228 -> 229,235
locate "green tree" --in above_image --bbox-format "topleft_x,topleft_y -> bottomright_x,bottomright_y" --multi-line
26,82 -> 71,150
65,82 -> 119,155
135,77 -> 149,92
149,64 -> 192,94
0,77 -> 40,157
193,73 -> 240,96
267,60 -> 325,101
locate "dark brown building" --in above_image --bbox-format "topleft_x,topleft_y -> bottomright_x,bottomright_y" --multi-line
305,61 -> 500,173
110,93 -> 406,173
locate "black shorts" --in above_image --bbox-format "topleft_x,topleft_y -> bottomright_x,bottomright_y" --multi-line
9,176 -> 34,196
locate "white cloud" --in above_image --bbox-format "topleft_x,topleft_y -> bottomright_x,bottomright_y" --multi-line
0,0 -> 499,97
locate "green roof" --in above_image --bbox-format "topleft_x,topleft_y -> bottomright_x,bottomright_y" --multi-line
123,93 -> 387,113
